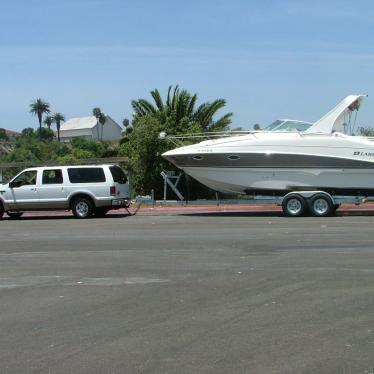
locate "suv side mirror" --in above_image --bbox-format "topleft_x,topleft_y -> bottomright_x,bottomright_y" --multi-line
9,181 -> 17,188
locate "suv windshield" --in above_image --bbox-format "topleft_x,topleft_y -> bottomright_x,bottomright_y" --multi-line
109,166 -> 127,184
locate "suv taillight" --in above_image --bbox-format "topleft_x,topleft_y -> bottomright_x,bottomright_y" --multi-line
110,186 -> 116,196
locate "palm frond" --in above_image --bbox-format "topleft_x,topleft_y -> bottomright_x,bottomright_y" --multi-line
207,112 -> 233,132
150,89 -> 164,112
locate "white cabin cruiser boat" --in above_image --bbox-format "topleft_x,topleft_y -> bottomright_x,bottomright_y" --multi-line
163,95 -> 374,199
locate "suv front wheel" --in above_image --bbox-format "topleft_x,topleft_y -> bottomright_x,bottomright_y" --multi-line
72,197 -> 94,219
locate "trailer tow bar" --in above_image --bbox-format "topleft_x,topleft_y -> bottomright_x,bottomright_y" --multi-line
124,200 -> 142,216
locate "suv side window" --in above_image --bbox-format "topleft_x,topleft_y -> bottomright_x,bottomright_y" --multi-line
67,168 -> 106,183
12,170 -> 37,187
42,169 -> 63,185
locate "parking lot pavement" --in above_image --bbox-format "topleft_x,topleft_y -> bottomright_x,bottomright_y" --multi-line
1,214 -> 374,373
5,201 -> 374,219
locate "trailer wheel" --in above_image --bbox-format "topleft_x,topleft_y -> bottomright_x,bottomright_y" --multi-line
282,195 -> 306,217
309,194 -> 333,217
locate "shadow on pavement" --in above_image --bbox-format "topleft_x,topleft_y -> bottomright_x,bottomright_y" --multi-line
180,210 -> 374,218
1,213 -> 132,221
180,211 -> 284,217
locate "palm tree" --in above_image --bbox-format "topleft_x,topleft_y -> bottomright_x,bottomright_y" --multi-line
131,85 -> 232,132
122,118 -> 130,135
30,98 -> 50,139
122,118 -> 130,129
52,113 -> 65,142
43,115 -> 53,129
99,113 -> 106,142
92,107 -> 102,140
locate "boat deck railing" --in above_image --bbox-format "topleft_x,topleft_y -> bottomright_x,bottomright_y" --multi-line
160,131 -> 374,145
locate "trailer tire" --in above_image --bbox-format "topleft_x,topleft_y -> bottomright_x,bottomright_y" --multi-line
282,194 -> 306,217
309,194 -> 334,217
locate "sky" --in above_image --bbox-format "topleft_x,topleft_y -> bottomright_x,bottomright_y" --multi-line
0,0 -> 374,131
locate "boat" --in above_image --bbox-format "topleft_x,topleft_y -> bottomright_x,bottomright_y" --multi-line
162,95 -> 374,196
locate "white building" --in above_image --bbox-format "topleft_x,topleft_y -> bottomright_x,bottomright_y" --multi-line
60,115 -> 122,142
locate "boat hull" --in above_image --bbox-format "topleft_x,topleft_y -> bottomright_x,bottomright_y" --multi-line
183,166 -> 374,195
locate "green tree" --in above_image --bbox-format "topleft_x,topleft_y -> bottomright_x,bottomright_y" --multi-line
122,118 -> 131,134
92,107 -> 102,140
120,115 -> 167,196
71,138 -> 104,156
29,98 -> 50,139
360,127 -> 374,137
35,128 -> 54,141
253,123 -> 261,131
131,85 -> 232,133
43,115 -> 53,130
122,118 -> 130,129
52,113 -> 65,142
72,148 -> 95,159
0,128 -> 8,141
99,113 -> 106,142
122,86 -> 233,197
21,128 -> 35,138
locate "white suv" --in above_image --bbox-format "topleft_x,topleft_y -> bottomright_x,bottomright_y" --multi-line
0,164 -> 130,219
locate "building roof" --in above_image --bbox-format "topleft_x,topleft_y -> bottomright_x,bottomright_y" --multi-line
60,116 -> 98,131
4,129 -> 21,136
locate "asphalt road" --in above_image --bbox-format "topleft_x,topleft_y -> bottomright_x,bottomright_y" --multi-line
1,213 -> 374,374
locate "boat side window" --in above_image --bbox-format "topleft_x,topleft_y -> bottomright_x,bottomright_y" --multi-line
192,155 -> 204,161
42,169 -> 63,185
11,170 -> 37,187
228,155 -> 240,160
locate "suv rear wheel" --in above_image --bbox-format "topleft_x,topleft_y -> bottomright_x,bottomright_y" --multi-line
72,197 -> 94,219
0,203 -> 4,219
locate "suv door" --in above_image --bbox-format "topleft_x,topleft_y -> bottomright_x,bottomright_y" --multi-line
7,170 -> 39,210
38,168 -> 68,209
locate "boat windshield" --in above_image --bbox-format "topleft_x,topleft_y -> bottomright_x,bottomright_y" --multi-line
264,120 -> 312,132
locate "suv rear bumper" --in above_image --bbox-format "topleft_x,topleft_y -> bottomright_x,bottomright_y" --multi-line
111,198 -> 131,208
